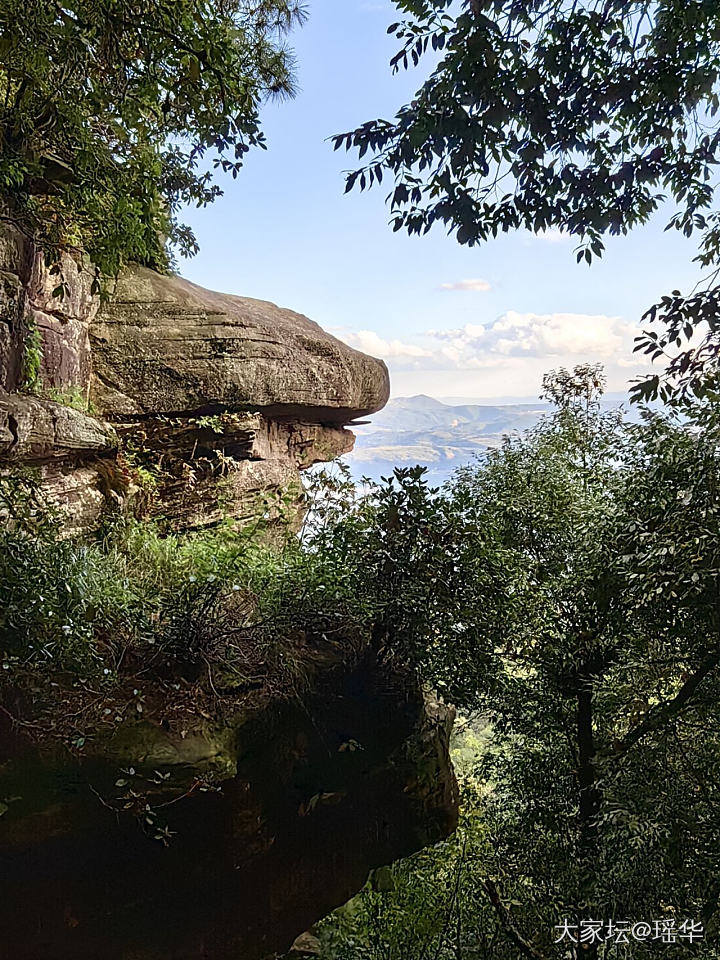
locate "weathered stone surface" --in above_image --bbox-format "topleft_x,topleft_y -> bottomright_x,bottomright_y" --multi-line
0,267 -> 23,389
0,653 -> 458,960
0,239 -> 454,960
0,393 -> 115,462
147,457 -> 301,530
26,245 -> 98,393
90,265 -> 389,421
0,394 -> 119,532
0,219 -> 27,276
26,245 -> 98,331
33,462 -> 118,535
0,250 -> 389,532
0,230 -> 389,532
0,227 -> 99,397
0,229 -> 27,391
0,223 -> 97,395
118,413 -> 355,530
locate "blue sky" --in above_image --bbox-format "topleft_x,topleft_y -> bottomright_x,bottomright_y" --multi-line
180,0 -> 707,401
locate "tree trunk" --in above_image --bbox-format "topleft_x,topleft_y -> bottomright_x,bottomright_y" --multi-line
576,674 -> 601,960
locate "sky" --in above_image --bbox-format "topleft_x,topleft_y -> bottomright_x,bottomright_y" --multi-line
180,0 -> 708,401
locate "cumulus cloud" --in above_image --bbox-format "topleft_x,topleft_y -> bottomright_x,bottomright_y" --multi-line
336,310 -> 659,397
338,311 -> 649,375
341,329 -> 432,361
440,278 -> 492,292
430,311 -> 637,363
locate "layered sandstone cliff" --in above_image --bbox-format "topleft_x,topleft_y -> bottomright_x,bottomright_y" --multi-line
0,232 -> 389,531
0,233 -> 458,959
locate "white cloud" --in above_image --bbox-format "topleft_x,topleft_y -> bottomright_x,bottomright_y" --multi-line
618,354 -> 652,368
431,311 -> 636,362
342,329 -> 432,361
337,311 -> 656,397
440,278 -> 492,292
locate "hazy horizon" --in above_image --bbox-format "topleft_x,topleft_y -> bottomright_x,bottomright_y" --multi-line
386,389 -> 634,406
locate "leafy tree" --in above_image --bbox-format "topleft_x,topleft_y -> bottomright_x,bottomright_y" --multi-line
334,0 -> 720,403
0,0 -> 305,276
315,365 -> 720,958
317,765 -> 497,960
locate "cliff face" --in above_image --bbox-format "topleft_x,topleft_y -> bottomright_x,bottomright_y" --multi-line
0,225 -> 98,394
0,235 -> 458,958
0,234 -> 389,531
91,266 -> 387,421
0,649 -> 457,960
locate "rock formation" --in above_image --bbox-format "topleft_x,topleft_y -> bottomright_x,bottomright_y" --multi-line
0,231 -> 458,958
0,230 -> 390,531
91,266 -> 387,421
0,224 -> 98,394
0,650 -> 457,960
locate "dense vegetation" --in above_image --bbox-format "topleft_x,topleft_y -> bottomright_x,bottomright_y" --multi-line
309,366 -> 720,959
3,367 -> 720,957
323,5 -> 720,949
0,0 -> 305,277
2,2 -> 720,954
0,476 -> 371,747
336,0 -> 720,403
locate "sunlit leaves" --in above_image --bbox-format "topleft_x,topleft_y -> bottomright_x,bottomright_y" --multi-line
316,369 -> 720,958
336,0 -> 720,403
0,1 -> 305,275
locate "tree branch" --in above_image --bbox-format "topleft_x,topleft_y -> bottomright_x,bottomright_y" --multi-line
483,878 -> 547,960
617,648 -> 720,756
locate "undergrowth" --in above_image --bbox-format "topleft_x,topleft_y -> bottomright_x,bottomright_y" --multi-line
0,471 -> 372,749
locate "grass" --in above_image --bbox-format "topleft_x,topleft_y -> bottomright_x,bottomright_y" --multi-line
42,385 -> 97,414
0,474 -> 372,749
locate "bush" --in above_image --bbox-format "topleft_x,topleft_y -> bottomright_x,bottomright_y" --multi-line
0,474 -> 374,691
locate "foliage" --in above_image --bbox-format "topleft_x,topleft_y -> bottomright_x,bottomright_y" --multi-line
311,365 -> 720,958
0,478 -> 371,715
0,0 -> 306,275
20,317 -> 42,392
335,0 -> 720,403
5,366 -> 720,940
41,384 -> 95,413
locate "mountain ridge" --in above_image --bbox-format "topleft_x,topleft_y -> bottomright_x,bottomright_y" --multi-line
345,393 -> 632,484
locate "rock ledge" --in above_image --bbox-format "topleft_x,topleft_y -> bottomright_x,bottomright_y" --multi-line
90,266 -> 390,422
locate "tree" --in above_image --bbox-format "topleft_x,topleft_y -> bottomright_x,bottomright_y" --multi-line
316,366 -> 720,958
334,0 -> 720,403
0,0 -> 306,276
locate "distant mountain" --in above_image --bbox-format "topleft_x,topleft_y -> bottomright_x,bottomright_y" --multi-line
344,395 -> 551,486
344,393 -> 639,486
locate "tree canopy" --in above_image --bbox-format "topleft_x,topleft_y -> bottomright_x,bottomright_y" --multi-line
335,0 -> 720,403
0,0 -> 305,276
312,367 -> 720,957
